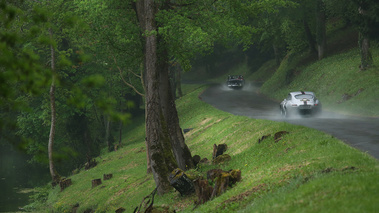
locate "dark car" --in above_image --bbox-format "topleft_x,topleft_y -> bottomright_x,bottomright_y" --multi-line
280,91 -> 322,117
227,75 -> 245,89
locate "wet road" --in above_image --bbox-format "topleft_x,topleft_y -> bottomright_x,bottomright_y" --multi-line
200,83 -> 379,160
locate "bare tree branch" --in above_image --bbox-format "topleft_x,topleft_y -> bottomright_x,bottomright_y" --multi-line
128,68 -> 142,79
112,56 -> 145,97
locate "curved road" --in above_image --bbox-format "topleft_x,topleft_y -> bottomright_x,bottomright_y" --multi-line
200,82 -> 379,160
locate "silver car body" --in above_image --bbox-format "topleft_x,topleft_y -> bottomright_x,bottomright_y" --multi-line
280,91 -> 322,117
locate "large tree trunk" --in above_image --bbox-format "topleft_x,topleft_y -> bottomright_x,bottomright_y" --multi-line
158,43 -> 194,171
316,0 -> 326,60
136,0 -> 177,195
48,29 -> 60,186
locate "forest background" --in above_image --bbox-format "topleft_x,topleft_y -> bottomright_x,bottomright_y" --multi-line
1,0 -> 379,212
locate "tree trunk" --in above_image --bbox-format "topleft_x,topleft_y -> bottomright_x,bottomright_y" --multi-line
134,0 -> 152,175
136,0 -> 177,195
169,67 -> 177,100
145,139 -> 152,174
118,120 -> 122,146
316,0 -> 326,60
104,116 -> 111,151
303,16 -> 317,54
158,44 -> 194,171
358,33 -> 372,70
176,66 -> 183,98
272,44 -> 281,66
358,6 -> 373,70
48,28 -> 60,186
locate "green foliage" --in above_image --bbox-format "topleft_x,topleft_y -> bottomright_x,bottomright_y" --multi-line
155,0 -> 261,71
0,0 -> 136,178
0,2 -> 50,103
247,59 -> 278,82
23,185 -> 51,212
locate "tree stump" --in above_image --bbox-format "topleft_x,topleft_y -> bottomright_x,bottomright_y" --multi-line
212,154 -> 231,165
192,155 -> 201,167
85,158 -> 97,170
114,144 -> 122,151
206,169 -> 223,181
258,134 -> 271,143
195,169 -> 242,204
229,169 -> 242,185
211,171 -> 230,199
115,207 -> 125,213
199,158 -> 209,165
71,203 -> 79,213
59,178 -> 72,192
92,179 -> 102,188
212,144 -> 228,159
169,168 -> 195,196
274,131 -> 290,142
193,178 -> 213,205
103,173 -> 113,180
83,209 -> 94,213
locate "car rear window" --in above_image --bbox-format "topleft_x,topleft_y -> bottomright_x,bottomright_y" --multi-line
295,94 -> 313,99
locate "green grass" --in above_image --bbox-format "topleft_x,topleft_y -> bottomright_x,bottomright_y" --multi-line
259,45 -> 379,117
28,83 -> 379,213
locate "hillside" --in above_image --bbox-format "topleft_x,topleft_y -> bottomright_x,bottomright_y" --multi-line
24,26 -> 379,213
26,84 -> 379,212
249,29 -> 379,117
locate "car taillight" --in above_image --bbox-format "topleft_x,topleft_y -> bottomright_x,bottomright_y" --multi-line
292,104 -> 297,106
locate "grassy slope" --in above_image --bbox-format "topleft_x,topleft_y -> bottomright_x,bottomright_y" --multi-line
253,38 -> 379,117
28,27 -> 379,213
30,83 -> 379,213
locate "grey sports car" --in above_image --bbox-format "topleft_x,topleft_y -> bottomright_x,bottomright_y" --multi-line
280,91 -> 322,117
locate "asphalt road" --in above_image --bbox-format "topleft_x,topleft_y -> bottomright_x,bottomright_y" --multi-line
200,82 -> 379,160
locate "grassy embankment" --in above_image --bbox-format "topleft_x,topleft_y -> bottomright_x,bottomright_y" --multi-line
28,79 -> 379,212
250,32 -> 379,117
27,27 -> 379,213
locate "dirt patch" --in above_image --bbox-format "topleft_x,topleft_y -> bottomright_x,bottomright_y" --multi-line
200,117 -> 213,126
221,183 -> 267,206
322,166 -> 357,174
